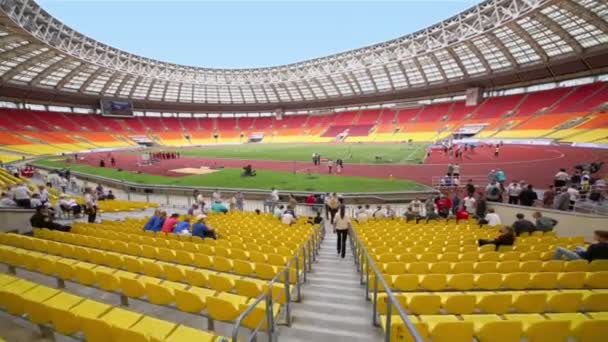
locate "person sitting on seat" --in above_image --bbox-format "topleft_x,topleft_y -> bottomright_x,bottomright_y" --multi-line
192,214 -> 217,239
106,190 -> 115,200
478,226 -> 515,250
554,230 -> 608,261
307,212 -> 323,225
58,194 -> 82,216
273,204 -> 285,218
355,205 -> 369,223
30,206 -> 71,232
211,200 -> 228,213
533,211 -> 558,232
512,213 -> 536,236
144,210 -> 164,232
281,209 -> 296,225
478,208 -> 501,227
455,207 -> 469,223
173,218 -> 191,235
161,213 -> 180,233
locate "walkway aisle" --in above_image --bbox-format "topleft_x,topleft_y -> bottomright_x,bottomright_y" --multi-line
279,222 -> 383,342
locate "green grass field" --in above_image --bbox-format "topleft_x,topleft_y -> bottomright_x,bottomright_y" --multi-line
34,159 -> 427,192
176,143 -> 427,164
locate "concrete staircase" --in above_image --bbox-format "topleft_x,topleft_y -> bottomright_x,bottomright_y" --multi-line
279,223 -> 383,342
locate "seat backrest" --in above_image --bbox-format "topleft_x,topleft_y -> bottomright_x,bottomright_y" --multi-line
512,293 -> 547,313
526,320 -> 570,342
477,293 -> 512,314
431,321 -> 474,342
476,320 -> 522,342
547,292 -> 582,313
408,294 -> 441,315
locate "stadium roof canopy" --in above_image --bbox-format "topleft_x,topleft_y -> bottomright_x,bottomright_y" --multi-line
0,0 -> 607,112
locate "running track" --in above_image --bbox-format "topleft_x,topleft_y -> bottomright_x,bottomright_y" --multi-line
77,145 -> 607,188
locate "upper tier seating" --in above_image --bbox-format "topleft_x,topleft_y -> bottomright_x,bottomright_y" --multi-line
322,124 -> 374,137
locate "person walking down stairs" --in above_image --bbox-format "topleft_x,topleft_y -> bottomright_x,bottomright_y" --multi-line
333,205 -> 352,258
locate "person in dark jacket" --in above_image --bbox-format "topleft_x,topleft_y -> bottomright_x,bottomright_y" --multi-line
478,226 -> 515,251
30,206 -> 71,232
532,212 -> 558,232
512,213 -> 536,236
519,184 -> 538,206
475,192 -> 487,219
554,230 -> 608,261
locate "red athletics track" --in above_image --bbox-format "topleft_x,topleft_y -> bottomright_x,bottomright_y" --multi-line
76,145 -> 607,188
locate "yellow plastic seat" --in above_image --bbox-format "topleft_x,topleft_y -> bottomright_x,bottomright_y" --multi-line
462,315 -> 522,342
419,274 -> 447,291
254,263 -> 278,280
393,274 -> 419,291
235,279 -> 263,299
497,261 -> 520,273
73,262 -> 97,286
546,292 -> 583,312
385,262 -> 407,275
475,273 -> 502,290
476,293 -> 512,314
564,260 -> 589,272
529,272 -> 558,289
157,247 -> 176,262
96,269 -> 121,292
164,325 -> 218,342
406,294 -> 441,315
582,293 -> 608,311
207,292 -> 248,321
502,273 -> 530,290
30,292 -> 84,324
452,262 -> 474,274
441,293 -> 476,314
474,261 -> 498,273
193,253 -> 212,269
589,260 -> 608,272
572,319 -> 608,342
429,262 -> 451,274
447,274 -> 474,291
163,264 -> 189,282
542,260 -> 564,272
99,307 -> 143,329
557,272 -> 586,289
520,260 -> 543,272
128,315 -> 177,341
146,281 -> 185,305
512,293 -> 547,313
119,276 -> 147,298
419,315 -> 474,342
140,260 -> 164,278
174,287 -> 214,313
233,260 -> 255,275
184,268 -> 211,287
213,256 -> 234,272
586,271 -> 608,289
376,294 -> 408,315
526,319 -> 570,342
208,273 -> 238,292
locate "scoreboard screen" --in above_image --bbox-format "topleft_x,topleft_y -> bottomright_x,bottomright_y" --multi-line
100,99 -> 134,117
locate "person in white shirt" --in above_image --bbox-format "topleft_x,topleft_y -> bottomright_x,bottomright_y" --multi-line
30,193 -> 43,208
480,208 -> 502,227
333,206 -> 352,258
0,192 -> 16,207
59,177 -> 68,193
385,205 -> 395,219
196,193 -> 205,208
38,185 -> 49,204
281,210 -> 295,225
554,169 -> 569,188
212,190 -> 221,202
269,187 -> 279,212
365,204 -> 374,218
84,187 -> 98,223
566,186 -> 580,210
273,205 -> 285,219
463,195 -> 476,214
355,206 -> 368,223
13,183 -> 31,208
506,182 -> 522,205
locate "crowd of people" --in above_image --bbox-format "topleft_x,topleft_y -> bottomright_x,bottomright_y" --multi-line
148,151 -> 181,161
144,210 -> 217,239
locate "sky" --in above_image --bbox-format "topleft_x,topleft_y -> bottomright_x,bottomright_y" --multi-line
37,0 -> 479,69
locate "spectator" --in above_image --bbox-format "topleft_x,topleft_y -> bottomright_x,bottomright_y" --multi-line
533,212 -> 558,232
365,204 -> 373,218
553,189 -> 571,211
235,191 -> 244,211
333,205 -> 351,259
385,205 -> 396,219
13,182 -> 31,208
95,184 -> 105,200
570,170 -> 582,185
451,192 -> 461,215
463,194 -> 476,215
554,168 -> 569,188
269,187 -> 279,213
305,193 -> 316,205
274,205 -> 285,218
161,213 -> 180,233
487,170 -> 497,183
106,190 -> 115,200
30,206 -> 71,232
465,179 -> 476,197
84,187 -> 98,223
424,200 -> 441,222
408,198 -> 423,219
327,193 -> 340,222
196,191 -> 205,208
281,209 -> 296,225
30,193 -> 43,208
58,194 -> 82,216
475,192 -> 487,219
455,207 -> 469,223
543,185 -> 555,208
447,163 -> 454,177
453,163 -> 461,178
495,169 -> 506,186
435,194 -> 452,218
288,193 -> 297,210
212,189 -> 221,202
485,181 -> 502,202
512,213 -> 535,236
355,205 -> 369,223
372,205 -> 386,219
211,200 -> 228,213
506,182 -> 522,205
519,184 -> 538,207
144,210 -> 164,232
38,185 -> 49,204
0,192 -> 16,207
59,177 -> 68,193
187,204 -> 199,216
308,212 -> 323,225
479,208 -> 501,227
478,226 -> 515,250
566,185 -> 580,210
192,214 -> 217,239
174,218 -> 191,235
554,230 -> 608,261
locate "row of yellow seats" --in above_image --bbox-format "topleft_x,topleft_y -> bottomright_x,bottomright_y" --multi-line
374,250 -> 562,263
362,234 -> 573,247
381,312 -> 607,342
0,274 -> 226,342
72,226 -> 303,257
10,232 -> 298,286
379,260 -> 608,275
373,271 -> 608,292
36,230 -> 302,274
376,290 -> 608,315
0,246 -> 281,331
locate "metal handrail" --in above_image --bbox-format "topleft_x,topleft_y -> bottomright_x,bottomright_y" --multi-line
350,226 -> 424,342
231,225 -> 321,341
